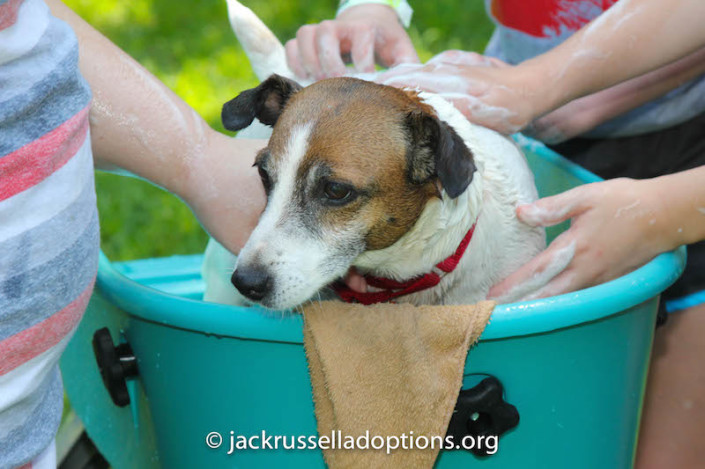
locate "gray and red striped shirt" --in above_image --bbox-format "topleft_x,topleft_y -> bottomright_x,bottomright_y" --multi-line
0,0 -> 98,467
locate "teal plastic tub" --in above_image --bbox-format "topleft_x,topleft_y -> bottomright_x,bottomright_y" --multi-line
61,136 -> 685,468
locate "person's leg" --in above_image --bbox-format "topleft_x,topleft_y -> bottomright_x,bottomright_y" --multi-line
545,111 -> 705,467
636,303 -> 705,469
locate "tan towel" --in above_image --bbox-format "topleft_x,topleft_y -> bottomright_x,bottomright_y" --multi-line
302,300 -> 495,468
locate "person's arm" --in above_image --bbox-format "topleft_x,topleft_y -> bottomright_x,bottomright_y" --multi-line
379,0 -> 705,136
524,0 -> 705,114
285,2 -> 418,80
488,167 -> 705,301
46,0 -> 266,252
524,46 -> 705,143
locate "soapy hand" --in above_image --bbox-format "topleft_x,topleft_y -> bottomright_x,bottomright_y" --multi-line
488,178 -> 674,301
285,4 -> 418,80
377,51 -> 536,134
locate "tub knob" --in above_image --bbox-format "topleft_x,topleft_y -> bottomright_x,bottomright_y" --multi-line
92,328 -> 139,407
446,376 -> 519,457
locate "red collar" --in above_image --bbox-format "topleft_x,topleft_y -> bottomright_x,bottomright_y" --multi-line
332,223 -> 476,305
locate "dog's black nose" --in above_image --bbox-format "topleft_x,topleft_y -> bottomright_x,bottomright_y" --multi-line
231,266 -> 272,301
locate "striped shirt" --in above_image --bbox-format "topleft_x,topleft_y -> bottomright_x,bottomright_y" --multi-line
0,0 -> 98,467
484,0 -> 705,138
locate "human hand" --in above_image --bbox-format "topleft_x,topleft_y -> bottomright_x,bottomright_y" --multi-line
377,51 -> 539,134
285,4 -> 418,80
488,178 -> 675,301
181,133 -> 267,253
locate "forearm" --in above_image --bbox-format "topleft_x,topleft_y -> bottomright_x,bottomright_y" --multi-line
649,166 -> 705,251
527,46 -> 705,141
518,0 -> 705,118
578,47 -> 705,130
46,0 -> 208,198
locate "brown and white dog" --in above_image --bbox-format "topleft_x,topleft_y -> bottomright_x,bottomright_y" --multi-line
201,1 -> 545,309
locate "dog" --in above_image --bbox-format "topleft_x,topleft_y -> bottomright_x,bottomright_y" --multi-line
202,0 -> 545,309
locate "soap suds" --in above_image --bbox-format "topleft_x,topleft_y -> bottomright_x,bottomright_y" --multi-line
555,47 -> 612,80
382,73 -> 471,94
614,200 -> 640,218
519,203 -> 570,227
582,0 -> 639,39
523,270 -> 576,302
494,241 -> 576,302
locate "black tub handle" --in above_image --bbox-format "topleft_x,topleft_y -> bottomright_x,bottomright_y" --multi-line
446,376 -> 519,457
92,328 -> 139,407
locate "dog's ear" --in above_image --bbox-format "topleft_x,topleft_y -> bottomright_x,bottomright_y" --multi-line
405,110 -> 476,199
222,74 -> 303,131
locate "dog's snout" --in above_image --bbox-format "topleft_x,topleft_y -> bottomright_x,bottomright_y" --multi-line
231,265 -> 272,301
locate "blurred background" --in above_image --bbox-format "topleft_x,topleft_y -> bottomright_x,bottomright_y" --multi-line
63,0 -> 493,261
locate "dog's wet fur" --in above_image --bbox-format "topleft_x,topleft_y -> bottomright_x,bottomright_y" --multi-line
222,76 -> 484,309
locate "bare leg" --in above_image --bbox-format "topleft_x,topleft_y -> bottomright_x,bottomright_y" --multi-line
636,303 -> 705,468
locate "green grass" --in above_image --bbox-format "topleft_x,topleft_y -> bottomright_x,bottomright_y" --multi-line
64,0 -> 493,260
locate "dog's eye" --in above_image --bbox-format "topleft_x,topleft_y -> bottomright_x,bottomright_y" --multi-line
257,165 -> 271,193
323,181 -> 353,202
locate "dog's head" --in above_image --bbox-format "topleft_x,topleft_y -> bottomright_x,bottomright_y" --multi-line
223,75 -> 476,309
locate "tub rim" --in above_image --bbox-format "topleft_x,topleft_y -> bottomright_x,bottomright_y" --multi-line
96,245 -> 685,344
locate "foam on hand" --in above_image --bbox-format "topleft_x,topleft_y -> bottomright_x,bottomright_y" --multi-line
493,241 -> 576,303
